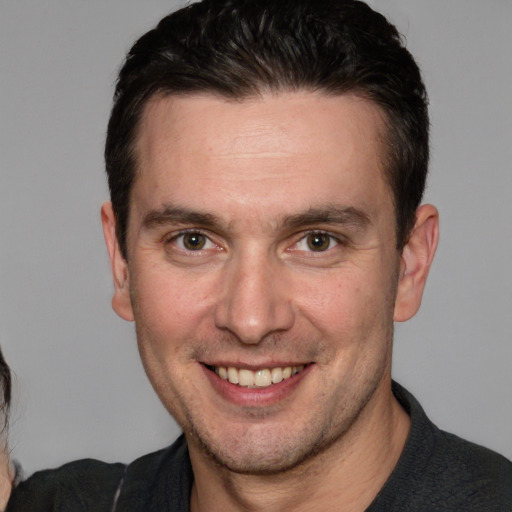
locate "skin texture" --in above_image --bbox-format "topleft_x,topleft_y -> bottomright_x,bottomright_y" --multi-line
0,445 -> 13,511
102,91 -> 438,511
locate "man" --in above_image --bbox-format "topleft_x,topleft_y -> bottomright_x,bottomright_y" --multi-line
7,0 -> 511,510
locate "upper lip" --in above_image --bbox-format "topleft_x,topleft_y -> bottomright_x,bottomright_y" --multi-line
203,361 -> 311,370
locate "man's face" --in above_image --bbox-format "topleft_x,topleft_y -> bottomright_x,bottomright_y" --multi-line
109,92 -> 405,473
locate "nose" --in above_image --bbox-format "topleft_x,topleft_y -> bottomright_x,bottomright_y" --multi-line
214,249 -> 295,344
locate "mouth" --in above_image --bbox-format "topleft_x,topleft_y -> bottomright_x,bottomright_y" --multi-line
205,364 -> 306,388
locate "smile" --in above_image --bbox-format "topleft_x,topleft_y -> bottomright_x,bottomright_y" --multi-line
210,365 -> 305,388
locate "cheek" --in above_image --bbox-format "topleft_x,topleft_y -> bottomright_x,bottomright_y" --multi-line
293,266 -> 397,373
130,266 -> 217,349
295,269 -> 388,330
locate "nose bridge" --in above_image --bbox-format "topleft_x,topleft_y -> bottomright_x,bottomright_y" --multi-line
214,244 -> 294,344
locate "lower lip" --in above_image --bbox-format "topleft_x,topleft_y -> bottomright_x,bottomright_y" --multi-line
202,364 -> 312,407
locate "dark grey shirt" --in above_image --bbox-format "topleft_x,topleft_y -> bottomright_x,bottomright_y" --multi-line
7,383 -> 512,511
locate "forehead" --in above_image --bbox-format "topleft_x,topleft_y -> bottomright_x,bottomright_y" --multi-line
137,90 -> 387,159
132,91 -> 392,227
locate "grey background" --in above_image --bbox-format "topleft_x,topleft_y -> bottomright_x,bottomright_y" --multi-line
1,1 -> 510,476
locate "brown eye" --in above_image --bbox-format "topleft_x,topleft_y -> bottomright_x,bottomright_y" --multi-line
183,232 -> 206,250
306,233 -> 331,251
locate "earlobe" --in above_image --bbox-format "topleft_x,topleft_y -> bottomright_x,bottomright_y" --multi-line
101,202 -> 134,322
394,204 -> 439,322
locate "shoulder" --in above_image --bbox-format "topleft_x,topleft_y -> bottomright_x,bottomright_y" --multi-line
432,429 -> 512,508
113,436 -> 193,510
6,459 -> 126,511
384,382 -> 512,511
5,439 -> 190,512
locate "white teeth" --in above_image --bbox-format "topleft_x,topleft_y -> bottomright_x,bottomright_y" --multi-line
271,367 -> 283,384
227,367 -> 239,384
254,369 -> 272,387
238,369 -> 254,387
213,364 -> 305,388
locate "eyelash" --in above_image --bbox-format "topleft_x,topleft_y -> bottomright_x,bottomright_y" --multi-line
291,231 -> 344,254
164,230 -> 219,252
164,229 -> 345,255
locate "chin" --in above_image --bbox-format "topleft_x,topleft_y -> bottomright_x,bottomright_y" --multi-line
188,418 -> 341,476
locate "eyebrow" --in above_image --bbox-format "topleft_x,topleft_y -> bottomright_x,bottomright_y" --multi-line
281,205 -> 371,231
141,204 -> 371,233
142,206 -> 223,231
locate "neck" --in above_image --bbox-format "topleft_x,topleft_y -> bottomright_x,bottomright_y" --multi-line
189,380 -> 410,512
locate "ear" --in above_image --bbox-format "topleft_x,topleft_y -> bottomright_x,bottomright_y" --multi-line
101,202 -> 134,321
394,204 -> 439,322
